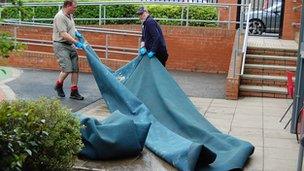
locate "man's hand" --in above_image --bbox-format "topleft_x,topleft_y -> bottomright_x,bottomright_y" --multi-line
75,30 -> 83,38
139,47 -> 147,56
147,51 -> 155,58
74,41 -> 84,49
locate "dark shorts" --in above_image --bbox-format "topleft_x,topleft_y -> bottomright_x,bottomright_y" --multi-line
53,42 -> 79,73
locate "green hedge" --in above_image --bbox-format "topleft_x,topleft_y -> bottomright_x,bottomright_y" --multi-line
1,4 -> 218,26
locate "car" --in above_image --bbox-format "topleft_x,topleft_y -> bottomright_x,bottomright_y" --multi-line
245,2 -> 282,35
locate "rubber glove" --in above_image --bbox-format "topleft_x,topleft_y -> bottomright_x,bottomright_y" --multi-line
139,47 -> 147,56
147,51 -> 155,58
74,41 -> 84,49
75,30 -> 85,43
75,30 -> 83,38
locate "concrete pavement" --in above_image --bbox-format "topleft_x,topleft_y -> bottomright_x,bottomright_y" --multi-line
0,66 -> 300,171
75,97 -> 299,171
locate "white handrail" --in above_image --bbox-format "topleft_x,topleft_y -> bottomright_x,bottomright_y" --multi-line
241,3 -> 251,75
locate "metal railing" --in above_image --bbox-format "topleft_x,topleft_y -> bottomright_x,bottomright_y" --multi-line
240,3 -> 251,75
1,1 -> 251,73
0,1 -> 248,29
0,21 -> 141,58
140,0 -> 218,3
231,2 -> 251,77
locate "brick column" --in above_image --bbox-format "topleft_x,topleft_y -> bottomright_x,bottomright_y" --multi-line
226,77 -> 240,100
218,0 -> 238,29
282,1 -> 301,40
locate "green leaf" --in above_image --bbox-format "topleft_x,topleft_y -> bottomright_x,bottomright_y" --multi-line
25,149 -> 32,156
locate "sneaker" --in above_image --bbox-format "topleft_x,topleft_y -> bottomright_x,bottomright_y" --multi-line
70,90 -> 84,100
54,85 -> 65,97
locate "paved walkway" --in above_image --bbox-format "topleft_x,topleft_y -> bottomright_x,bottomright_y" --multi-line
248,36 -> 298,50
75,97 -> 299,171
0,66 -> 300,171
4,68 -> 226,112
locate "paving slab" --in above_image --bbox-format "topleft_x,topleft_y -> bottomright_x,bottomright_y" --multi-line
75,97 -> 300,171
243,147 -> 264,171
248,36 -> 298,51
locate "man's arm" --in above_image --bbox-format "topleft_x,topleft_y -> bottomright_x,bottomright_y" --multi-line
147,21 -> 161,53
60,32 -> 78,44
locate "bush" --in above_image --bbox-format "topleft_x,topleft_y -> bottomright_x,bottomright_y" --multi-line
188,6 -> 218,26
1,4 -> 218,26
147,5 -> 183,25
0,98 -> 83,170
0,32 -> 26,58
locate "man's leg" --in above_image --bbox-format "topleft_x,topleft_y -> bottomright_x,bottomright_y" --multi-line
54,71 -> 69,97
53,42 -> 71,98
71,72 -> 78,87
68,46 -> 84,100
70,72 -> 84,100
58,71 -> 69,82
156,52 -> 168,67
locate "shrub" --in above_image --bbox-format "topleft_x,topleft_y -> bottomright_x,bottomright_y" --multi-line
188,6 -> 218,26
0,32 -> 26,58
1,4 -> 218,26
147,5 -> 183,25
0,98 -> 83,170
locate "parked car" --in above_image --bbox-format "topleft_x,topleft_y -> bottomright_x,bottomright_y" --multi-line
245,2 -> 282,35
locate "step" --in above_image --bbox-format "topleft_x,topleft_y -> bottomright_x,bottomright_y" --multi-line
242,74 -> 287,81
246,58 -> 297,66
241,74 -> 288,87
246,54 -> 297,61
244,64 -> 296,76
239,85 -> 289,98
245,64 -> 297,71
245,54 -> 297,66
247,47 -> 297,57
240,85 -> 287,94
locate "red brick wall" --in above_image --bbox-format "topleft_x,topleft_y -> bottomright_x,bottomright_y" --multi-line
8,51 -> 129,73
282,1 -> 301,40
1,25 -> 235,73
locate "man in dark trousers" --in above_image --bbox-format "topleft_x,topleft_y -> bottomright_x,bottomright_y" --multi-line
137,7 -> 169,67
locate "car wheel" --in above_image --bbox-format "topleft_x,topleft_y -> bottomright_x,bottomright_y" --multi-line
248,19 -> 265,35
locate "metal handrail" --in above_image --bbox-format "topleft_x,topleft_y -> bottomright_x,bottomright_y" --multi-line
0,1 -> 249,27
19,17 -> 244,24
1,22 -> 140,58
240,3 -> 251,75
0,1 -> 247,7
17,38 -> 138,56
1,20 -> 142,36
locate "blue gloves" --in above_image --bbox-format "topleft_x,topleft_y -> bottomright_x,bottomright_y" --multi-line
75,30 -> 85,43
75,30 -> 83,38
74,41 -> 84,49
147,51 -> 155,58
138,47 -> 154,58
139,47 -> 147,56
